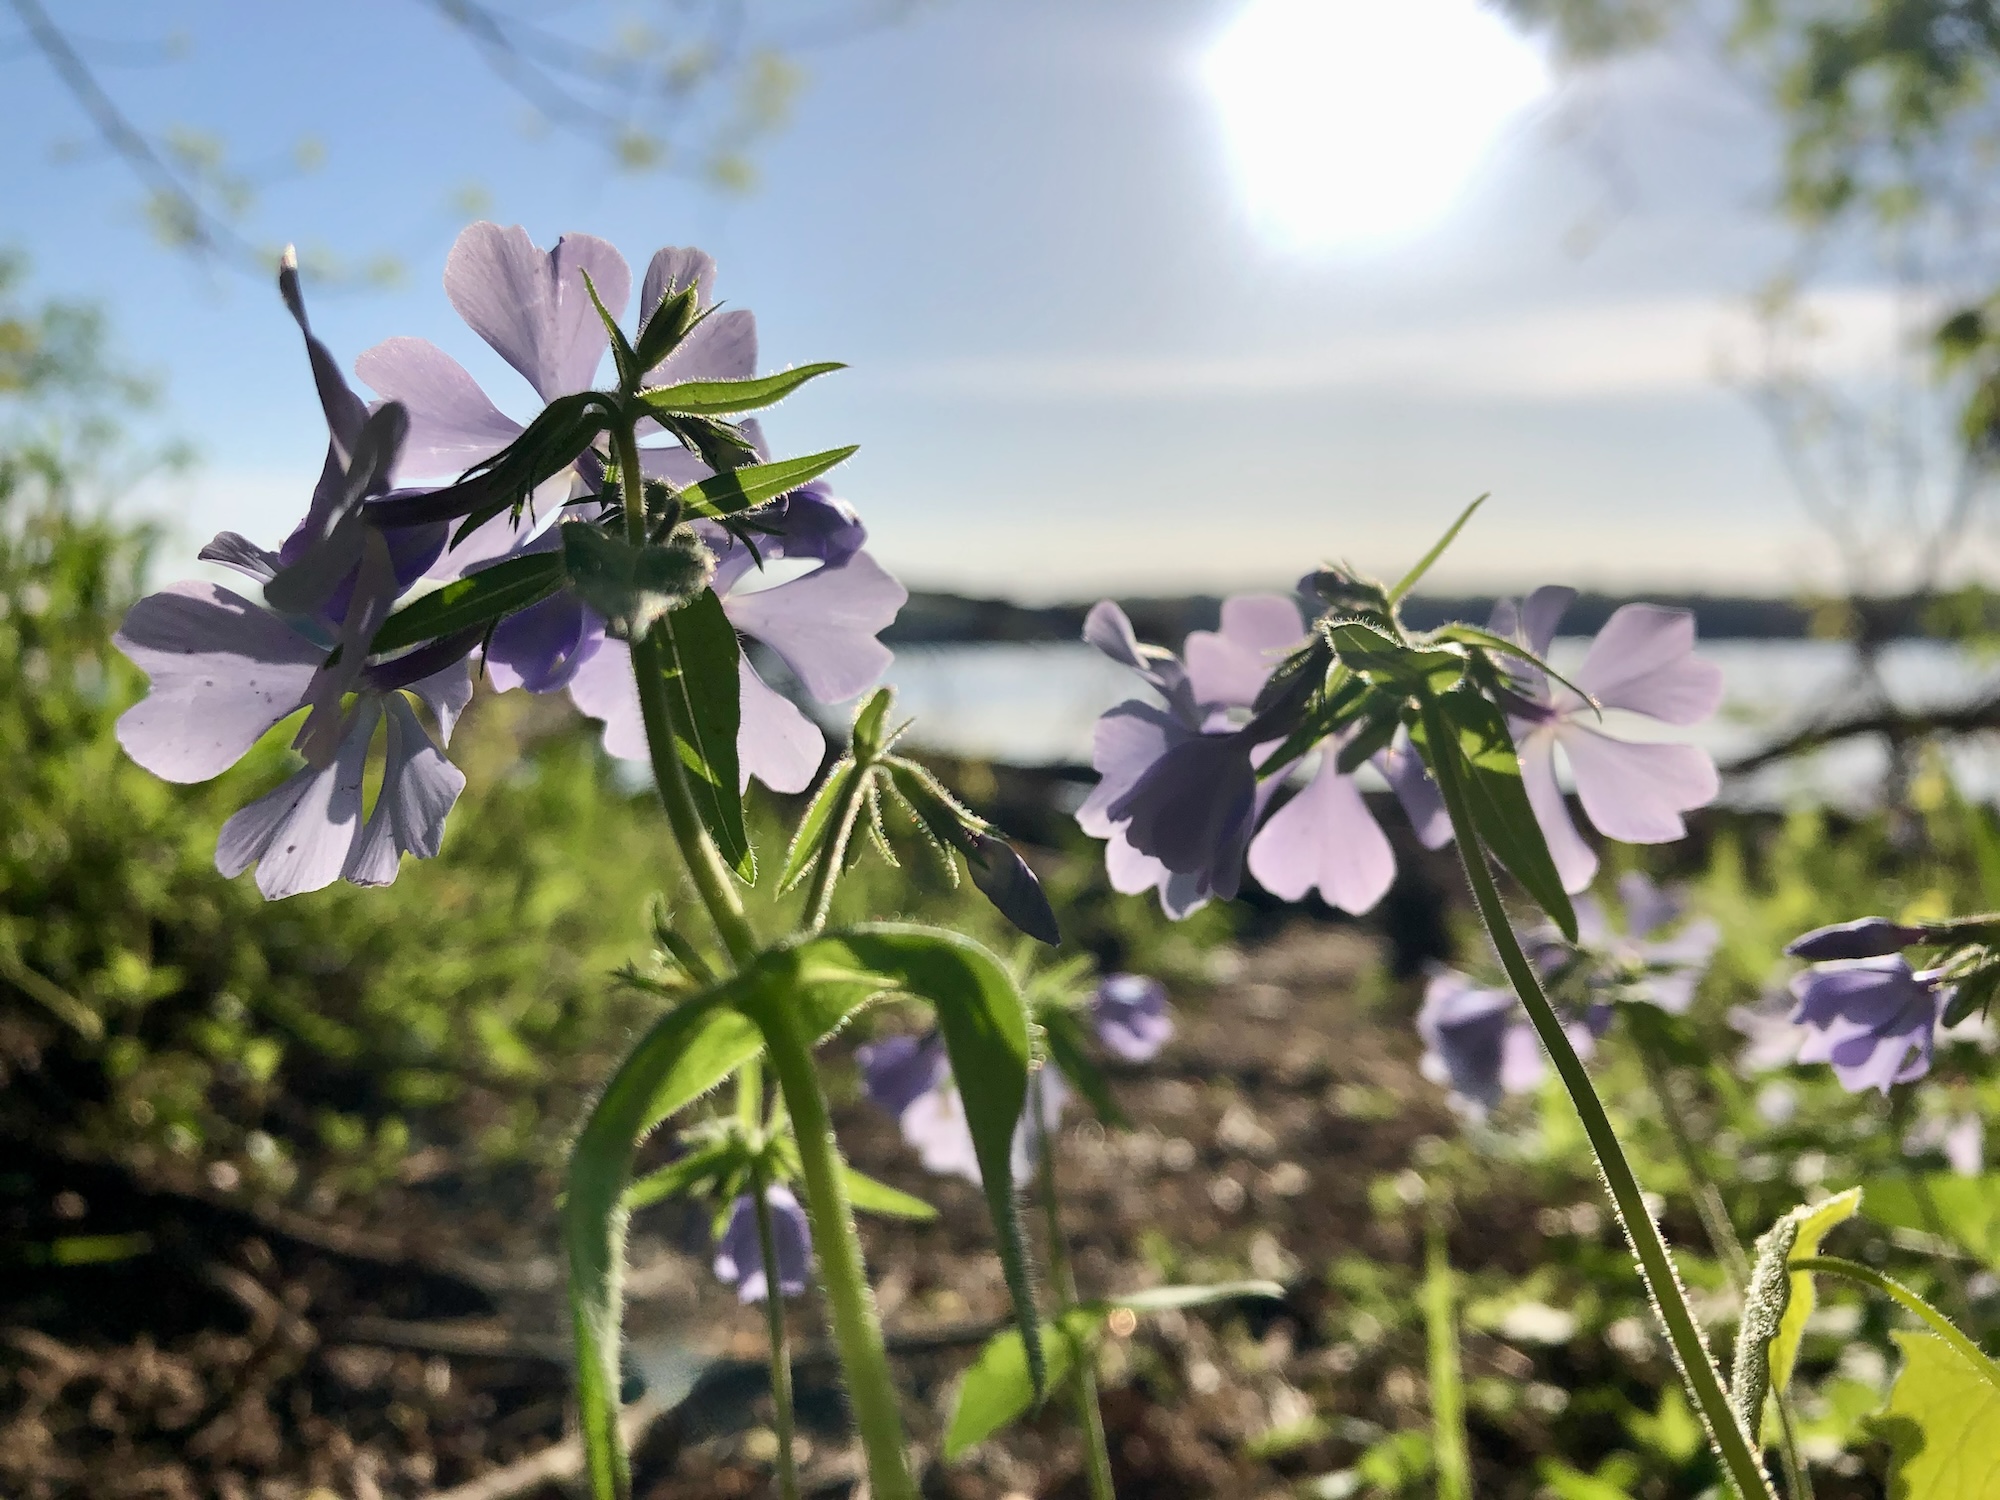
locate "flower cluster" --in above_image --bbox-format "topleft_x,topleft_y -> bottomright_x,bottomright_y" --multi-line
114,224 -> 907,897
1076,583 -> 1723,919
856,973 -> 1173,1184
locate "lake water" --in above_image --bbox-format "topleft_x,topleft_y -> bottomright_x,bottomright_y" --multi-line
867,638 -> 2000,808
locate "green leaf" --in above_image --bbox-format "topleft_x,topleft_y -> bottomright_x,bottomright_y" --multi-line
841,1164 -> 939,1221
653,590 -> 752,881
831,927 -> 1042,1396
1864,1173 -> 2000,1263
779,760 -> 862,893
373,390 -> 611,530
561,522 -> 712,640
1388,493 -> 1487,604
946,1307 -> 1100,1458
368,549 -> 568,657
1323,619 -> 1466,694
1430,622 -> 1600,713
634,362 -> 846,418
1878,1331 -> 2000,1500
1415,688 -> 1578,941
676,446 -> 859,520
1731,1188 -> 1862,1443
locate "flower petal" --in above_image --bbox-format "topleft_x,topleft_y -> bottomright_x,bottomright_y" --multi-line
1082,600 -> 1196,722
1518,727 -> 1599,893
1379,734 -> 1453,850
1571,604 -> 1722,725
444,223 -> 631,402
567,635 -> 647,761
1247,755 -> 1396,915
1184,593 -> 1305,710
216,698 -> 376,899
1560,726 -> 1717,845
738,655 -> 825,792
114,583 -> 323,783
354,336 -> 524,479
486,590 -> 604,695
721,551 -> 905,703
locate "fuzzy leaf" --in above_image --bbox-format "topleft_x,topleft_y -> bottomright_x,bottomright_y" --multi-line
634,362 -> 846,418
779,760 -> 862,893
675,446 -> 859,520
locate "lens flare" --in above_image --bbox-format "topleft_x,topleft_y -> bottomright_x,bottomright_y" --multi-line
1203,0 -> 1551,252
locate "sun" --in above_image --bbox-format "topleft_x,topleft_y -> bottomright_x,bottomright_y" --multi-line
1203,0 -> 1551,253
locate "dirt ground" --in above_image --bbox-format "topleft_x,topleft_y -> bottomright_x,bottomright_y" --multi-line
0,922 -> 1715,1500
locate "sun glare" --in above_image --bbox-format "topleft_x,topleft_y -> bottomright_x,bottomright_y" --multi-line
1203,0 -> 1551,253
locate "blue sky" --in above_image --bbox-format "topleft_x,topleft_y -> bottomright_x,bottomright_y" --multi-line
0,0 -> 1899,599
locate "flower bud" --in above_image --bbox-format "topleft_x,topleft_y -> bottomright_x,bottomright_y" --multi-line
1785,917 -> 1926,961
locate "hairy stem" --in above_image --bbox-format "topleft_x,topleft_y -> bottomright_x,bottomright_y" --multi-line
613,421 -> 916,1498
1419,695 -> 1775,1500
1036,1076 -> 1117,1500
755,992 -> 917,1500
751,1165 -> 803,1500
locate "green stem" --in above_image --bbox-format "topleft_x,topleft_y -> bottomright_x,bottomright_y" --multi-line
1638,1055 -> 1812,1499
755,993 -> 917,1500
751,1163 -> 803,1500
1792,1257 -> 2000,1384
1418,695 -> 1775,1500
612,420 -> 916,1499
1036,1075 -> 1117,1500
1422,1212 -> 1471,1500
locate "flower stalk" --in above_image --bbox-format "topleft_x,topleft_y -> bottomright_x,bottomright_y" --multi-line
1034,1074 -> 1117,1500
614,419 -> 918,1500
1419,691 -> 1776,1500
751,1164 -> 804,1500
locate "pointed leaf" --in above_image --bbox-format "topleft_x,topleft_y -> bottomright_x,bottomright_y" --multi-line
1388,494 -> 1487,604
635,362 -> 846,418
676,446 -> 859,520
841,1164 -> 939,1222
625,1138 -> 741,1211
654,589 -> 752,880
851,687 -> 895,760
581,268 -> 639,394
780,760 -> 863,893
1879,1331 -> 2000,1500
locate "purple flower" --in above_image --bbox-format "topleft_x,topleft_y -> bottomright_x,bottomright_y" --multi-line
1416,968 -> 1545,1115
1494,587 -> 1724,894
1077,602 -> 1259,918
1786,917 -> 1928,961
1091,974 -> 1174,1062
114,264 -> 471,901
1789,956 -> 1946,1093
857,1033 -> 1065,1186
712,1186 -> 813,1302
